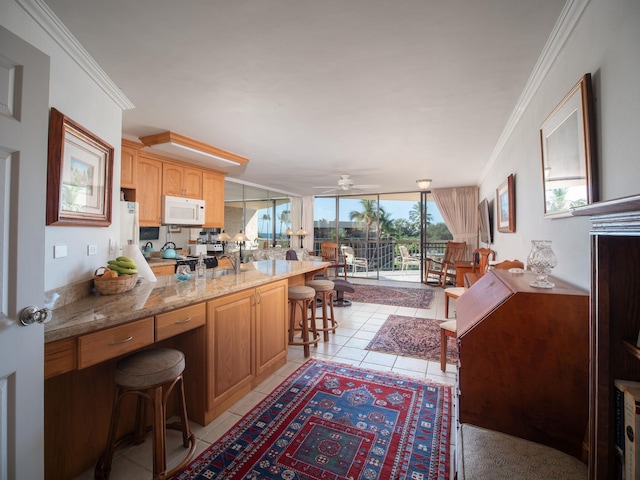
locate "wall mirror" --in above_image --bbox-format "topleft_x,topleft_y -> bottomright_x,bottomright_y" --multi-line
539,73 -> 597,218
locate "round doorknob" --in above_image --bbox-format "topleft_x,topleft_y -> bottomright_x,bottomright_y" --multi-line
20,306 -> 51,326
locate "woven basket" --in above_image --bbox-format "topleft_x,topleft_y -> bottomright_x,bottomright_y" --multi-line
93,268 -> 138,295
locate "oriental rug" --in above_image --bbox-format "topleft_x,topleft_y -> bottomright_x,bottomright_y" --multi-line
344,285 -> 434,309
366,315 -> 459,365
170,360 -> 452,480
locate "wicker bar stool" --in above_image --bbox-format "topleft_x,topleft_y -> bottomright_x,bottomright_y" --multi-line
288,286 -> 319,357
95,348 -> 196,480
306,279 -> 338,341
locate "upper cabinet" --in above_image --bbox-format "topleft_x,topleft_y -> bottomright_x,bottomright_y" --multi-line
120,140 -> 141,189
120,140 -> 228,227
202,171 -> 225,228
162,162 -> 203,199
137,153 -> 163,226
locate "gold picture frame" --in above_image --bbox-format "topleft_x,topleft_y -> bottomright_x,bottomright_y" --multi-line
46,108 -> 114,226
539,73 -> 597,218
496,174 -> 515,233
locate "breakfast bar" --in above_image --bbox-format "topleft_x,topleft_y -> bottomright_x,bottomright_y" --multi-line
44,259 -> 327,480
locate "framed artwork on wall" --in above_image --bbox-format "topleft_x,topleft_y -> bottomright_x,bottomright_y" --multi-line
496,174 -> 515,233
46,108 -> 114,226
539,73 -> 597,218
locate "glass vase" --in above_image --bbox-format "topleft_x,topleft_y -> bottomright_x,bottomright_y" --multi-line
527,240 -> 557,288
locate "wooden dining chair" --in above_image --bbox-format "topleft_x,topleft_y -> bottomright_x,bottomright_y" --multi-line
320,242 -> 347,279
425,241 -> 466,287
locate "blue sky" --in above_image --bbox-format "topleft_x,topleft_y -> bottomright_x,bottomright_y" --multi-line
314,197 -> 444,224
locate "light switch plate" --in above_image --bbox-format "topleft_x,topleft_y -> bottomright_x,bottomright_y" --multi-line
54,245 -> 67,258
87,244 -> 97,256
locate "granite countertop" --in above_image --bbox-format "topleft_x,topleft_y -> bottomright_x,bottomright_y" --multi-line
45,260 -> 328,343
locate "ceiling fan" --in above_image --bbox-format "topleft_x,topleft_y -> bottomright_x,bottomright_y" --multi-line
313,174 -> 381,194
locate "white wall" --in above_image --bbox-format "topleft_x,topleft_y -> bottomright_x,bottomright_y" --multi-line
1,0 -> 127,291
478,0 -> 640,291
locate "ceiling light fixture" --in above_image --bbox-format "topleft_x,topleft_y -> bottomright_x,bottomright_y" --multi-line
139,131 -> 249,166
416,179 -> 432,189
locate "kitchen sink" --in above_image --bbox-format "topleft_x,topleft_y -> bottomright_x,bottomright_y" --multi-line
212,268 -> 236,278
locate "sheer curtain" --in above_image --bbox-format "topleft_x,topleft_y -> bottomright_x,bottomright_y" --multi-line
431,186 -> 479,259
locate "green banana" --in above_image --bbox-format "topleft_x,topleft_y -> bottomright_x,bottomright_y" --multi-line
107,258 -> 138,275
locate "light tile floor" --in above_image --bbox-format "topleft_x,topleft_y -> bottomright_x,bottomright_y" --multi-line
76,280 -> 459,479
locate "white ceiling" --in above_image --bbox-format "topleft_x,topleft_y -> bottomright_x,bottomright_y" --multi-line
43,0 -> 566,197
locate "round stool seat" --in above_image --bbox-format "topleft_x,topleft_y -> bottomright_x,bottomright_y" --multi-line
288,285 -> 316,300
306,279 -> 334,292
115,348 -> 185,388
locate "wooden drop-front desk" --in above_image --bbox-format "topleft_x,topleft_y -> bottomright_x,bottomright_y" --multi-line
456,269 -> 589,459
43,260 -> 327,480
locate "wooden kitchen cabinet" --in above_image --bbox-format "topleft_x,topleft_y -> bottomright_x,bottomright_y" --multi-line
162,161 -> 203,199
137,153 -> 163,225
456,269 -> 589,459
150,264 -> 175,277
206,288 -> 254,416
120,139 -> 141,190
202,170 -> 226,228
205,279 -> 288,421
572,195 -> 640,479
254,280 -> 288,378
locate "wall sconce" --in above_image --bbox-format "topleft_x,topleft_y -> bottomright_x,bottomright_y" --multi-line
295,228 -> 307,249
233,231 -> 248,261
416,179 -> 432,190
218,231 -> 231,253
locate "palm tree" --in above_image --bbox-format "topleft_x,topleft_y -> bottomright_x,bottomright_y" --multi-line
409,202 -> 433,226
278,209 -> 290,238
260,213 -> 271,240
349,199 -> 379,244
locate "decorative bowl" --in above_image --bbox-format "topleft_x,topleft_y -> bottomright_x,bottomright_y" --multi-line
175,272 -> 193,282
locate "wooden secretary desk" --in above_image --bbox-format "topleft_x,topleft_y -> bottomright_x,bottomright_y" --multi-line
456,268 -> 589,459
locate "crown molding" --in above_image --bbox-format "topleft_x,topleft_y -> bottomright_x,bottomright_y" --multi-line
479,0 -> 590,183
16,0 -> 135,110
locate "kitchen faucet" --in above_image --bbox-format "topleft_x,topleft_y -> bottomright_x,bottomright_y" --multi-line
218,253 -> 241,274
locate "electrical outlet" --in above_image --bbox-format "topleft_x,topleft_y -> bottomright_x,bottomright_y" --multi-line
53,245 -> 67,258
87,244 -> 97,256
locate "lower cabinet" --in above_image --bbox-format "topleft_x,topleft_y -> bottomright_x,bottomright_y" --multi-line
205,279 -> 287,419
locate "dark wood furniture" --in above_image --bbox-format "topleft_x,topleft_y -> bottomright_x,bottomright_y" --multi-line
454,261 -> 473,286
320,242 -> 347,279
425,240 -> 466,286
572,194 -> 640,479
456,269 -> 589,458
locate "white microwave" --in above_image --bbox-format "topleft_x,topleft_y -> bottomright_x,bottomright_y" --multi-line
162,195 -> 205,226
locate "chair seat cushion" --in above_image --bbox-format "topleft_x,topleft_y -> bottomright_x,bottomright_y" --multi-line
440,320 -> 457,332
444,287 -> 466,297
115,348 -> 185,388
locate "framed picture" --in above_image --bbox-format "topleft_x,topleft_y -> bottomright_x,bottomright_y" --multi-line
496,174 -> 515,233
46,108 -> 114,226
539,73 -> 597,218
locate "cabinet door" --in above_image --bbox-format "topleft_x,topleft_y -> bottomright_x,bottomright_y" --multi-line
120,143 -> 138,189
207,289 -> 254,410
137,154 -> 163,226
202,171 -> 225,228
255,279 -> 288,378
183,166 -> 203,199
162,162 -> 184,197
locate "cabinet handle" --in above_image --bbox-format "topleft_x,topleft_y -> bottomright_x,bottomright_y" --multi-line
109,336 -> 133,346
175,317 -> 192,324
255,291 -> 261,305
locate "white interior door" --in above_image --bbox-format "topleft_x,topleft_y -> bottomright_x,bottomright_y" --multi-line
0,26 -> 50,479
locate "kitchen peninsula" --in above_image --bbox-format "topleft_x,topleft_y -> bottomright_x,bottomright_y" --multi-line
44,259 -> 328,480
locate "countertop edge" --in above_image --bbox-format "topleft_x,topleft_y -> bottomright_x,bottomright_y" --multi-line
45,260 -> 328,343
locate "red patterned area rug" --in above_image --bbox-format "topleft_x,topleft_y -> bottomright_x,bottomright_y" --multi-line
170,360 -> 452,480
344,285 -> 434,309
366,315 -> 459,365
